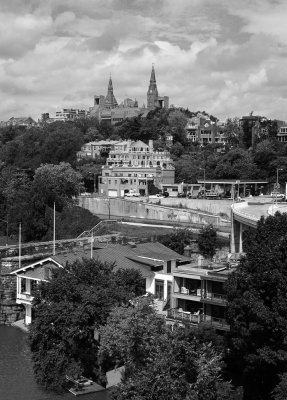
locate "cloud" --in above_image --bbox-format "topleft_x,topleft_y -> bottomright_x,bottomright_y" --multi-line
0,0 -> 287,122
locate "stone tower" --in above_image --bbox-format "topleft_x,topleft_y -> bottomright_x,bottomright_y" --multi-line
104,75 -> 118,109
147,65 -> 159,109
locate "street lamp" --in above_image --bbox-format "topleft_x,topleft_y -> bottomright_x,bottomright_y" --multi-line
200,168 -> 206,192
88,172 -> 96,193
0,218 -> 8,246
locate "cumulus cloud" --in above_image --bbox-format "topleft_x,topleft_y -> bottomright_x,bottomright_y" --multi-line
0,0 -> 287,121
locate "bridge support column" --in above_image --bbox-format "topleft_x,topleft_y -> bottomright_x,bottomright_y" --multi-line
231,215 -> 241,253
239,222 -> 243,253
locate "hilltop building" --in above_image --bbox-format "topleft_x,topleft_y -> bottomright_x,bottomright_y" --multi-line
98,139 -> 175,197
0,116 -> 37,129
89,66 -> 169,125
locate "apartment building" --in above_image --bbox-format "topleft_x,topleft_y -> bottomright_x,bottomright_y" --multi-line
98,139 -> 175,197
167,260 -> 233,332
185,115 -> 226,145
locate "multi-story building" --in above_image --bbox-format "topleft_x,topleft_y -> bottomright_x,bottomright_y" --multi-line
77,140 -> 119,160
98,139 -> 175,197
167,260 -> 233,332
185,114 -> 226,145
277,126 -> 287,142
0,116 -> 37,129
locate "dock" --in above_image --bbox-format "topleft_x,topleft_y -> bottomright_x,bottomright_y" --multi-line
66,376 -> 106,396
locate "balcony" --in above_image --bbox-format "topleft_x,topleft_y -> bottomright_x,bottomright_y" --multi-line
166,308 -> 202,324
17,292 -> 34,304
201,291 -> 227,305
173,287 -> 202,301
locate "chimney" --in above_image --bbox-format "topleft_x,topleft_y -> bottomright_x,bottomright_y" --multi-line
183,245 -> 192,258
149,140 -> 153,151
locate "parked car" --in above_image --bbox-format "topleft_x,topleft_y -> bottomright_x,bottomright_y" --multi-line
149,193 -> 164,199
271,192 -> 285,199
125,191 -> 140,197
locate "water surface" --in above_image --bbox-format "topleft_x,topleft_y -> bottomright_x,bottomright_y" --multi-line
0,326 -> 110,400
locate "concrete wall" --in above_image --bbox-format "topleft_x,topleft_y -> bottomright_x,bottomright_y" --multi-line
78,197 -> 231,229
148,198 -> 232,217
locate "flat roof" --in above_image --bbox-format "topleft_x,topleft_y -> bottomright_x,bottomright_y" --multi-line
197,179 -> 268,184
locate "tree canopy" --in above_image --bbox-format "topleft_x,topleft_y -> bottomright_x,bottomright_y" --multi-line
226,212 -> 287,399
29,258 -> 145,390
99,296 -> 237,400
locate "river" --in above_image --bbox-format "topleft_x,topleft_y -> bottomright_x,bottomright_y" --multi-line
0,326 -> 110,400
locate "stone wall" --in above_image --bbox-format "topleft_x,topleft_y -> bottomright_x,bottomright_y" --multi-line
0,259 -> 24,325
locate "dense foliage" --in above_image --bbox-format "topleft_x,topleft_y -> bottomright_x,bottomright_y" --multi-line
28,258 -> 145,390
226,213 -> 287,399
99,296 -> 237,400
158,228 -> 194,255
0,162 -> 98,241
197,225 -> 218,259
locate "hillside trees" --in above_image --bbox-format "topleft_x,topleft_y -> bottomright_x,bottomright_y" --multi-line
226,212 -> 287,399
99,297 -> 236,400
197,225 -> 218,259
29,258 -> 145,390
158,228 -> 194,255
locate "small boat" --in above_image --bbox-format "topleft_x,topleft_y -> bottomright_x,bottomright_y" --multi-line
66,375 -> 106,396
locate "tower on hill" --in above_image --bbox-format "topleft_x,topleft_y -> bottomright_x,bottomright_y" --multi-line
104,75 -> 118,109
147,65 -> 169,110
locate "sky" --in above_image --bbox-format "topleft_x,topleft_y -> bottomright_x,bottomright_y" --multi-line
1,0 -> 287,122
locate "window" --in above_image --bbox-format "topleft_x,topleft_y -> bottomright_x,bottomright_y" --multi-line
167,260 -> 171,273
155,279 -> 164,300
108,180 -> 111,184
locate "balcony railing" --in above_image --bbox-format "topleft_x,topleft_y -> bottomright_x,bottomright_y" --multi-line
174,287 -> 202,297
201,292 -> 227,303
166,309 -> 202,324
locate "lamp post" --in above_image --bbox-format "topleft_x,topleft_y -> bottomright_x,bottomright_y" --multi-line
0,218 -> 8,246
89,172 -> 96,193
276,168 -> 283,205
200,168 -> 206,192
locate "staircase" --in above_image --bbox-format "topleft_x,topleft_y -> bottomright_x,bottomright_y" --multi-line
77,220 -> 118,239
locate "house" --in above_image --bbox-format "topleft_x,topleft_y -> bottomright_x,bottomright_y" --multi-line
11,241 -> 190,325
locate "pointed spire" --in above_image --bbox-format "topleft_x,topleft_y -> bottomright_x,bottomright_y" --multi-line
150,63 -> 156,83
105,74 -> 118,109
108,73 -> 113,90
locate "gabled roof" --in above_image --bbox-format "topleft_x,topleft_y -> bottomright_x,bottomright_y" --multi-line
132,140 -> 149,147
11,242 -> 189,280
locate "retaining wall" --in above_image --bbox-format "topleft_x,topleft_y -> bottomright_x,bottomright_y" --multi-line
78,197 -> 231,229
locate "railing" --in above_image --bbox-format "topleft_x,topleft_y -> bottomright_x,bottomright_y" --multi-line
77,220 -> 118,239
201,292 -> 227,303
174,288 -> 201,297
166,309 -> 202,324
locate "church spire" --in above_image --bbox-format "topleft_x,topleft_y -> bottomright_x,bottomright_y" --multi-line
105,74 -> 118,109
147,64 -> 158,109
150,64 -> 156,83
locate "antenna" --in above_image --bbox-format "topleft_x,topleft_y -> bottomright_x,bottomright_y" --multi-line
53,202 -> 56,256
18,222 -> 21,269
